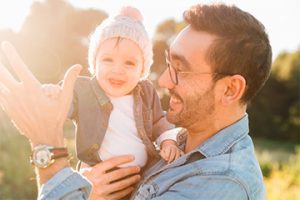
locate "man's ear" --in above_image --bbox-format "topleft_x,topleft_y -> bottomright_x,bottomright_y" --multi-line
220,75 -> 246,106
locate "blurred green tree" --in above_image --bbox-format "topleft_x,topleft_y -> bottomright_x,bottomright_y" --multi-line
248,50 -> 300,143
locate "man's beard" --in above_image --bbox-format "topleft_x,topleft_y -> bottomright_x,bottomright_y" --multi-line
167,86 -> 215,128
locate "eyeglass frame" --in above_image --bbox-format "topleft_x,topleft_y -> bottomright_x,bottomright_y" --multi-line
164,50 -> 234,85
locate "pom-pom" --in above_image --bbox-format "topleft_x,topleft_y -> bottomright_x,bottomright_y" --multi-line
119,6 -> 143,22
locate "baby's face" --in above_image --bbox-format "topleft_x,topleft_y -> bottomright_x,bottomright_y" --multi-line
95,37 -> 144,97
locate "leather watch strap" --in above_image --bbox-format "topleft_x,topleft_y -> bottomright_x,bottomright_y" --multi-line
51,147 -> 69,159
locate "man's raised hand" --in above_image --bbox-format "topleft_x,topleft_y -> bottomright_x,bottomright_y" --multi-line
0,42 -> 81,147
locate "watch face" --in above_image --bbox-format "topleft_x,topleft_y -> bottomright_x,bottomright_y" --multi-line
33,148 -> 51,168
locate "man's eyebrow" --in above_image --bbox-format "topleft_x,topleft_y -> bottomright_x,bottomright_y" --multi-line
168,48 -> 192,70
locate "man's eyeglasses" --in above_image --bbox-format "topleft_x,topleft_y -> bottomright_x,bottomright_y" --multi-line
165,50 -> 233,85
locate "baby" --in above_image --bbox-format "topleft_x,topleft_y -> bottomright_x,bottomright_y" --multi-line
43,6 -> 183,168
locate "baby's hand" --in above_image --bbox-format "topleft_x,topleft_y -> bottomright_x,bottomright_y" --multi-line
41,84 -> 62,99
160,139 -> 184,163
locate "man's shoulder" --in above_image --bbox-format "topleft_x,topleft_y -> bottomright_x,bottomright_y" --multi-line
199,135 -> 265,199
228,135 -> 265,199
181,135 -> 264,199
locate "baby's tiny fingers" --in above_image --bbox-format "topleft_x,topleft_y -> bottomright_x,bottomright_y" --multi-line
167,149 -> 177,163
175,150 -> 182,159
160,150 -> 168,161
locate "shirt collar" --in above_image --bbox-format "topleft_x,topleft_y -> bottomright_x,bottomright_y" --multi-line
199,114 -> 249,157
177,114 -> 249,158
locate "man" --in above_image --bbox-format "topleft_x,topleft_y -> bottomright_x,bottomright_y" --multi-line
0,3 -> 271,200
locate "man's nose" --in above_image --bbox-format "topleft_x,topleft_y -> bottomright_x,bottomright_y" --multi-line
158,69 -> 175,89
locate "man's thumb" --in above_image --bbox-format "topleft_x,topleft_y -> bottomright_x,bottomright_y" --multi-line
62,64 -> 82,97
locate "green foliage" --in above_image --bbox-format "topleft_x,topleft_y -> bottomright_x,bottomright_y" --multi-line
0,112 -> 36,199
0,113 -> 77,199
254,138 -> 300,199
259,142 -> 300,200
272,51 -> 300,82
248,50 -> 300,142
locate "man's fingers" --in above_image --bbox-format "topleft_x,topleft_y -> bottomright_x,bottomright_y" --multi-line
1,42 -> 39,85
104,166 -> 140,183
93,155 -> 135,172
106,186 -> 135,200
61,64 -> 82,100
0,63 -> 18,89
106,174 -> 140,195
0,83 -> 10,108
0,90 -> 7,111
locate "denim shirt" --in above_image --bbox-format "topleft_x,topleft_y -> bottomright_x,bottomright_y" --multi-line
131,114 -> 265,200
39,114 -> 265,200
38,168 -> 91,200
70,76 -> 174,166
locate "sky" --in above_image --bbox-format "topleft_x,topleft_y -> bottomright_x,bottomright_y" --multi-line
0,0 -> 299,59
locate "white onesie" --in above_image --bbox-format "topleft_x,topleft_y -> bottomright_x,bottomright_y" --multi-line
99,95 -> 179,167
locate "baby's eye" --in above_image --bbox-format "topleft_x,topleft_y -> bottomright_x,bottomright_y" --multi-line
102,57 -> 113,62
125,60 -> 136,67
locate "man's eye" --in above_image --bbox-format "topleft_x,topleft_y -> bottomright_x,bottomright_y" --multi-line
172,62 -> 184,72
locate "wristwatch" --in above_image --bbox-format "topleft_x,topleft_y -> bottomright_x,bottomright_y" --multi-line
30,145 -> 69,168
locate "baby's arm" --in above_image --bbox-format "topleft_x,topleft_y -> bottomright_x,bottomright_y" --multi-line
42,84 -> 62,99
156,128 -> 184,163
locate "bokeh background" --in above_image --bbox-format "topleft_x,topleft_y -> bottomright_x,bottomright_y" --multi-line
0,0 -> 299,199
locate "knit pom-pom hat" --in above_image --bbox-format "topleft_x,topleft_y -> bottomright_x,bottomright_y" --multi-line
88,6 -> 153,79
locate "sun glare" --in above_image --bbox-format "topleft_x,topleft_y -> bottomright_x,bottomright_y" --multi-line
0,1 -> 34,32
0,0 -> 299,59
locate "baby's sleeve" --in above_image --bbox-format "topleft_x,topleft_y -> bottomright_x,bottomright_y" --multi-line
155,127 -> 182,148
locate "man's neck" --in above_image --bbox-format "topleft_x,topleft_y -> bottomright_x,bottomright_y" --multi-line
184,107 -> 246,153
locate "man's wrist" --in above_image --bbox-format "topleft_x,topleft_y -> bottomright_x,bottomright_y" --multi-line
36,157 -> 70,185
28,129 -> 69,185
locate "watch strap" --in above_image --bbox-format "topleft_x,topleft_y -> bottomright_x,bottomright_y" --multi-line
30,145 -> 69,168
51,147 -> 69,159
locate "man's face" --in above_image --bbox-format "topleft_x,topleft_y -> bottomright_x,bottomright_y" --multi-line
158,26 -> 217,128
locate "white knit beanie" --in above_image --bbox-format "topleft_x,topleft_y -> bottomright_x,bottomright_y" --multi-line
88,6 -> 153,80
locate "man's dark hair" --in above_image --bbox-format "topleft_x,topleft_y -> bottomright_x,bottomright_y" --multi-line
184,4 -> 272,104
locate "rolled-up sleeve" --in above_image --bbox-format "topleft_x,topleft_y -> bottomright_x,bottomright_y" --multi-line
38,167 -> 91,200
